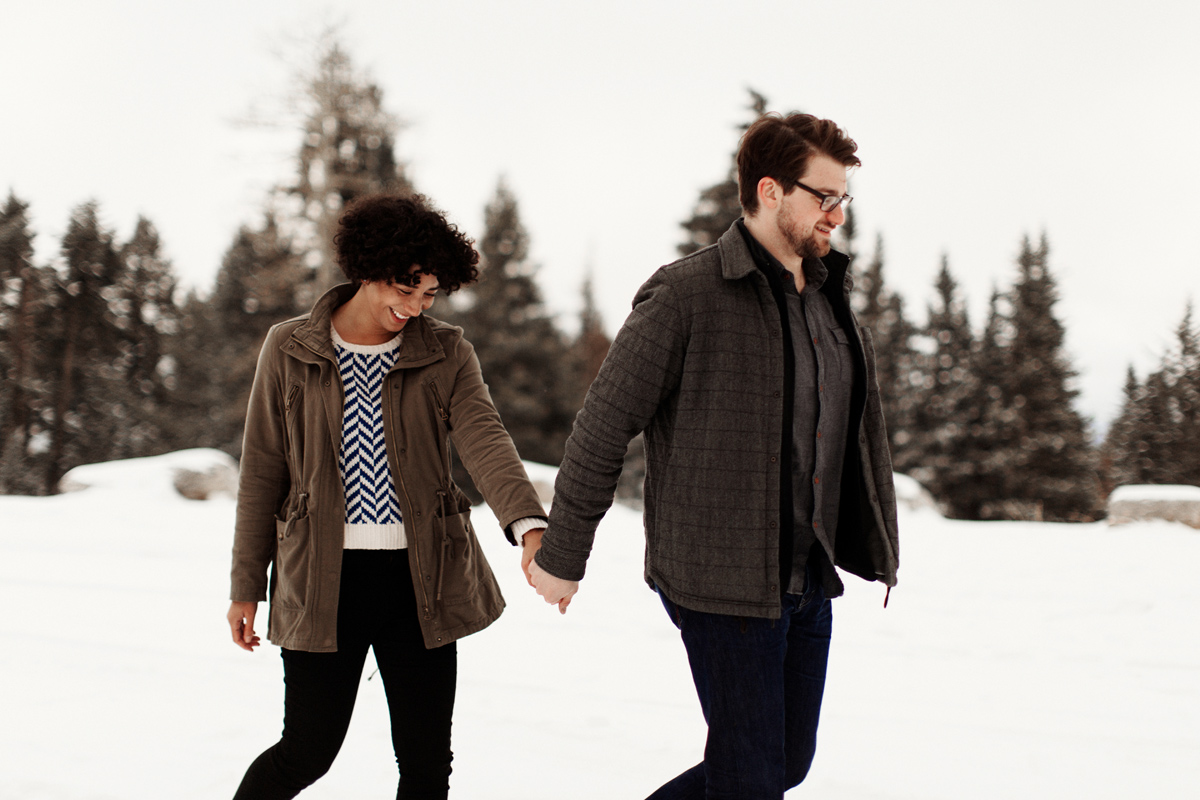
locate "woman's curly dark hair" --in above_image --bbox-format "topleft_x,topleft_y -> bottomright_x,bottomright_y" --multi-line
333,192 -> 479,294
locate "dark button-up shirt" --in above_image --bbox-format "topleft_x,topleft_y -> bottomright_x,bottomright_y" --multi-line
739,224 -> 854,595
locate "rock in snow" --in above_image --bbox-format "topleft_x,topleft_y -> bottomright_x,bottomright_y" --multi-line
1108,483 -> 1200,529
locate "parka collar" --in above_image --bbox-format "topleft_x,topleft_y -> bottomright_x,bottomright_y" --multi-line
287,283 -> 447,368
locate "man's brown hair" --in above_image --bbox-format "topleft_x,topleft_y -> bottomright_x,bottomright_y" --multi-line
736,113 -> 861,216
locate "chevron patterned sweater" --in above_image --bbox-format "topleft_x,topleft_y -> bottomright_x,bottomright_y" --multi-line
333,326 -> 406,549
332,325 -> 546,551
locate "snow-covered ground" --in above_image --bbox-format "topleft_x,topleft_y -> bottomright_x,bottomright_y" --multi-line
1,450 -> 1197,799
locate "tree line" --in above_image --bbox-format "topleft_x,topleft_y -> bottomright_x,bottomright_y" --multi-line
677,91 -> 1197,522
2,58 -> 1195,521
0,37 -> 606,496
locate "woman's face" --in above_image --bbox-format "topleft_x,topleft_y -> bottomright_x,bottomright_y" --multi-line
358,270 -> 440,335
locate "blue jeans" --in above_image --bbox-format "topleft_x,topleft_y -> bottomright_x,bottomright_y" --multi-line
648,569 -> 832,800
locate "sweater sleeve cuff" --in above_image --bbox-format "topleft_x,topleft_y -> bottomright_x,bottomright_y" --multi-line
509,516 -> 548,546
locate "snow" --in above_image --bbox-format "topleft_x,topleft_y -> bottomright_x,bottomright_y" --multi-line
2,450 -> 1198,798
1109,484 -> 1200,502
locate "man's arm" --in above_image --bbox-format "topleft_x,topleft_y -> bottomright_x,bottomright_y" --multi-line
530,271 -> 688,589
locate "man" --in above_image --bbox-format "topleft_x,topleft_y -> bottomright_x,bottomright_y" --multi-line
524,112 -> 899,798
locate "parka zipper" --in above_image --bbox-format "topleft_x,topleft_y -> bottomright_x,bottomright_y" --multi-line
281,383 -> 306,535
385,375 -> 434,620
427,381 -> 452,431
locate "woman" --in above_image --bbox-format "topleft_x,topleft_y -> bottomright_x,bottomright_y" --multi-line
226,193 -> 547,799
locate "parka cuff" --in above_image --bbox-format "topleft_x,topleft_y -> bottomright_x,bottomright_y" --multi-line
509,516 -> 548,546
230,582 -> 268,603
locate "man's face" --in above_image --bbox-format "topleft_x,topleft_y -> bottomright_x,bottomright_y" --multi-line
776,153 -> 849,260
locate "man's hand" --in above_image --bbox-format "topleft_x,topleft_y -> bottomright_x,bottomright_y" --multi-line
227,601 -> 260,651
528,557 -> 580,614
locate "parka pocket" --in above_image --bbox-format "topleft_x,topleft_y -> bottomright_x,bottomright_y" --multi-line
433,507 -> 482,606
271,492 -> 310,610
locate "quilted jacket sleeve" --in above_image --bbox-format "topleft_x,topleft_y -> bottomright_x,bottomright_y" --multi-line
534,270 -> 687,580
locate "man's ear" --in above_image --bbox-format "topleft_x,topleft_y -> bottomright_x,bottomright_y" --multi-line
757,176 -> 784,211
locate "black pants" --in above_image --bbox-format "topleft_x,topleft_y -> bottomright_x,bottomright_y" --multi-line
234,550 -> 457,800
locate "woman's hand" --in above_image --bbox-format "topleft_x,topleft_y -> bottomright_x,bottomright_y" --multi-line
520,529 -> 545,586
227,601 -> 261,651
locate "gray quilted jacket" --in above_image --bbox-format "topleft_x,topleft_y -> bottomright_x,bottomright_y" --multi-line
535,222 -> 899,618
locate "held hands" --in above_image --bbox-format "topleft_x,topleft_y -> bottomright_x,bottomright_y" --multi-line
227,601 -> 261,651
521,529 -> 580,614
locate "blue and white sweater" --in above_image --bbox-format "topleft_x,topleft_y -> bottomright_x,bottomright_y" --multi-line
332,325 -> 544,550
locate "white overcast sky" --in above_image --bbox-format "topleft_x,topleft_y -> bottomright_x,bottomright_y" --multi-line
4,0 -> 1199,432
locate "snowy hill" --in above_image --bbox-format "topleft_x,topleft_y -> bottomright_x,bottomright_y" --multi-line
1,450 -> 1197,798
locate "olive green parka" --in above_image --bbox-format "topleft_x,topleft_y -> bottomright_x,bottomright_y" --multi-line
230,284 -> 547,651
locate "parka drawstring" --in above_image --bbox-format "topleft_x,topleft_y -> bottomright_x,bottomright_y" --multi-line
435,488 -> 451,601
280,491 -> 309,540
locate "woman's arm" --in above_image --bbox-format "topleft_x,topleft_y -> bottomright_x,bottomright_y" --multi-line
230,327 -> 292,605
442,337 -> 547,537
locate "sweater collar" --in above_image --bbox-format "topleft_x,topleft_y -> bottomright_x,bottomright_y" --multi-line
289,283 -> 446,367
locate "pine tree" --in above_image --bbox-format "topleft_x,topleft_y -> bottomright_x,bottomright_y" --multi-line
0,193 -> 58,493
441,179 -> 576,467
1102,366 -> 1147,490
1163,303 -> 1200,485
1103,304 -> 1200,490
990,234 -> 1098,521
44,202 -> 128,491
854,234 -> 920,471
946,290 -> 1017,518
285,34 -> 413,292
904,257 -> 982,516
160,288 -> 224,453
571,270 -> 611,405
109,217 -> 181,459
0,194 -> 35,453
168,214 -> 307,457
678,89 -> 768,256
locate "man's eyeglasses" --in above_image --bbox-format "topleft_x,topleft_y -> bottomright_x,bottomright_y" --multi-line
791,180 -> 852,213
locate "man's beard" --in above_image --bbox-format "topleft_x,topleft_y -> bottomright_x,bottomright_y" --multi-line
778,215 -> 828,260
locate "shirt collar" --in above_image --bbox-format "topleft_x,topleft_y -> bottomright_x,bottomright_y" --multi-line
736,219 -> 829,291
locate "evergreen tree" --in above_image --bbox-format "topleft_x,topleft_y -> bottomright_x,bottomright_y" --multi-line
160,288 -> 224,453
904,257 -> 981,517
442,179 -> 576,467
0,194 -> 35,455
854,234 -> 920,470
285,34 -> 413,292
0,193 -> 58,493
111,217 -> 181,459
1102,304 -> 1200,490
678,89 -> 768,256
1162,303 -> 1200,485
1102,366 -> 1148,490
44,202 -> 127,491
961,289 -> 1022,518
989,234 -> 1098,521
571,270 -> 611,405
169,214 -> 307,457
